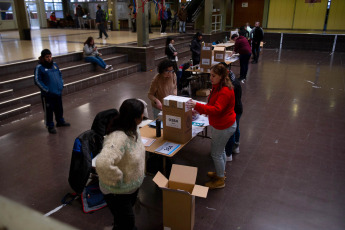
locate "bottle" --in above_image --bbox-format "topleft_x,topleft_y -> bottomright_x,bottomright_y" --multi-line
190,58 -> 193,68
156,119 -> 161,137
225,36 -> 228,42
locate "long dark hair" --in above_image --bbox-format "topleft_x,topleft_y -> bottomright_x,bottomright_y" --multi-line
84,37 -> 94,47
106,99 -> 144,140
165,37 -> 173,55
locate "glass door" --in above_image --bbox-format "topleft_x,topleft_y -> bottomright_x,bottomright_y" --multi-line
26,3 -> 39,29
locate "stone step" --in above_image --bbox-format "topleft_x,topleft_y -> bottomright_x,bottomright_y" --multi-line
0,103 -> 31,122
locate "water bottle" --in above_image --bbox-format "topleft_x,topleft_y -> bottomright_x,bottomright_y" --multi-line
225,36 -> 228,42
156,119 -> 161,137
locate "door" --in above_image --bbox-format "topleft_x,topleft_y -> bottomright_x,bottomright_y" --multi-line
233,0 -> 265,28
26,3 -> 39,29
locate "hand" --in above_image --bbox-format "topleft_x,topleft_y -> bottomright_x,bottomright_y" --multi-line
98,53 -> 102,56
174,52 -> 177,56
155,99 -> 162,110
186,99 -> 196,110
192,110 -> 199,116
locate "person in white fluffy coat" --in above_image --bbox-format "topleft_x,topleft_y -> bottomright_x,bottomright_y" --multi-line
96,98 -> 145,230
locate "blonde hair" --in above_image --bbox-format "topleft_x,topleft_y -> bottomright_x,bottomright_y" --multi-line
210,64 -> 233,90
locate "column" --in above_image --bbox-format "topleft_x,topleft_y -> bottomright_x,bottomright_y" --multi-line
13,0 -> 31,40
137,1 -> 149,47
204,0 -> 213,34
37,0 -> 47,28
219,0 -> 225,31
108,0 -> 119,30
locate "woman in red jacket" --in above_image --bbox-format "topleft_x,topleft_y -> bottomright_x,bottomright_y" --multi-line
186,64 -> 236,189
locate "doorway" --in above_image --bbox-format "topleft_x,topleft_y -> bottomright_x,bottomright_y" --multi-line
26,2 -> 39,29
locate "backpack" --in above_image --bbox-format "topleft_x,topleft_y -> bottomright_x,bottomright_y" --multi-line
103,9 -> 108,21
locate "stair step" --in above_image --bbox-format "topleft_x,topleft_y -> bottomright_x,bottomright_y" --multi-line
0,89 -> 13,98
0,103 -> 31,121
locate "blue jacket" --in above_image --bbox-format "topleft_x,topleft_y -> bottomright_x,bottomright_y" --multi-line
34,62 -> 64,96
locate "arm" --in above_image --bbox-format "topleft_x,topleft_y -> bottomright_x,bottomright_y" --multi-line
83,45 -> 94,56
190,40 -> 200,55
147,76 -> 162,109
34,65 -> 49,93
195,90 -> 232,116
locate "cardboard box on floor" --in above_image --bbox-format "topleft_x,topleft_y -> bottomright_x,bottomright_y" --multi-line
163,95 -> 192,144
214,46 -> 225,62
200,43 -> 213,70
153,164 -> 209,230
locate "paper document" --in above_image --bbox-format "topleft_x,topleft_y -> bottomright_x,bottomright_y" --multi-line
192,126 -> 206,137
155,142 -> 181,155
139,119 -> 152,128
141,137 -> 156,147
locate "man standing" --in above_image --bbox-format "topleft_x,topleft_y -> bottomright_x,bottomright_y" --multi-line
231,32 -> 251,82
76,5 -> 84,29
250,21 -> 264,64
96,4 -> 108,39
178,4 -> 187,34
34,49 -> 70,134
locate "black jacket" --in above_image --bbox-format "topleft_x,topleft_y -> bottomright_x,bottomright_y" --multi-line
251,27 -> 264,42
190,38 -> 201,62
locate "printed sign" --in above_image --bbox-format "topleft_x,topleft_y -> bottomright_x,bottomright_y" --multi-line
202,58 -> 211,65
216,53 -> 224,59
242,2 -> 248,7
166,115 -> 181,129
155,142 -> 181,155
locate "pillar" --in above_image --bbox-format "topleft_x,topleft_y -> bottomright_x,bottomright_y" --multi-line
204,0 -> 213,34
108,0 -> 119,30
137,1 -> 149,47
13,0 -> 31,40
219,0 -> 226,31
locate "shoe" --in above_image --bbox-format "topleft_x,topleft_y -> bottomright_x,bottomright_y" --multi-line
241,80 -> 245,84
97,37 -> 102,39
48,127 -> 57,134
251,60 -> 257,64
160,33 -> 164,35
108,66 -> 113,71
205,176 -> 225,189
233,146 -> 240,154
226,155 -> 233,162
105,65 -> 110,70
56,122 -> 70,127
105,36 -> 108,39
207,171 -> 226,178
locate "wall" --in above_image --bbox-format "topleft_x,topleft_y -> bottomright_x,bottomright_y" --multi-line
292,0 -> 328,30
267,0 -> 295,29
327,0 -> 345,30
233,0 -> 265,28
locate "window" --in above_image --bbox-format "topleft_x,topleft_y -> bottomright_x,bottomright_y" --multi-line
0,2 -> 13,20
44,0 -> 63,19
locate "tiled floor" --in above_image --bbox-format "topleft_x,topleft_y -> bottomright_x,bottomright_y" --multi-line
0,29 -> 345,230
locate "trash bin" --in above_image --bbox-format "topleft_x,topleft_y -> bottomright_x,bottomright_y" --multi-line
23,29 -> 31,40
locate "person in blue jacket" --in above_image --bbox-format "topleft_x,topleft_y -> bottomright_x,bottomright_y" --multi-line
34,49 -> 70,134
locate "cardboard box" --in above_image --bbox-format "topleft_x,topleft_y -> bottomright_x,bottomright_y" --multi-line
213,46 -> 225,62
200,43 -> 213,70
153,164 -> 209,230
196,89 -> 210,97
163,95 -> 192,143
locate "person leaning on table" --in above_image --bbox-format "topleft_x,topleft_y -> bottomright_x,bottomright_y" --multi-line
148,60 -> 177,119
96,98 -> 145,230
186,63 -> 236,189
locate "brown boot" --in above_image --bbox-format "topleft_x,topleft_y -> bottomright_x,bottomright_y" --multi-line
205,176 -> 225,189
207,171 -> 226,179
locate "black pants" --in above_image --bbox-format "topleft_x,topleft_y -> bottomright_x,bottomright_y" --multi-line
41,94 -> 64,128
160,20 -> 167,33
131,18 -> 136,32
252,41 -> 260,62
239,53 -> 251,79
98,23 -> 108,38
104,189 -> 139,230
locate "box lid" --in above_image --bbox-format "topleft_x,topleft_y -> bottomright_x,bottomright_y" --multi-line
214,46 -> 225,51
169,164 -> 197,185
153,171 -> 169,188
192,185 -> 209,198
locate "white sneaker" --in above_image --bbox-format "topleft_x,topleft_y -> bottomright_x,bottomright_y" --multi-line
108,65 -> 113,71
226,155 -> 233,162
233,146 -> 240,154
105,65 -> 110,70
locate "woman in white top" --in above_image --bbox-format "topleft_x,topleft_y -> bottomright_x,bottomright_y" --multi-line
83,36 -> 113,70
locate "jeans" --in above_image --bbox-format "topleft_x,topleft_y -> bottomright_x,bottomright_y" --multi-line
179,21 -> 186,33
41,93 -> 65,128
211,122 -> 236,177
98,23 -> 108,38
239,53 -> 251,79
225,113 -> 242,156
85,56 -> 106,69
252,41 -> 260,62
104,189 -> 139,230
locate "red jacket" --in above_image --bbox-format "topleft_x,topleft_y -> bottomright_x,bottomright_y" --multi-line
194,84 -> 236,130
234,36 -> 251,55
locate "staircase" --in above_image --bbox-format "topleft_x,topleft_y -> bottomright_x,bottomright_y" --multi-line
0,46 -> 140,124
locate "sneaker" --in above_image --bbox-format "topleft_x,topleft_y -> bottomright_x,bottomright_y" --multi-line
105,36 -> 109,39
226,155 -> 233,162
48,127 -> 57,134
105,65 -> 110,70
56,122 -> 70,127
233,146 -> 240,154
241,79 -> 245,84
97,37 -> 102,39
108,66 -> 113,71
160,33 -> 164,35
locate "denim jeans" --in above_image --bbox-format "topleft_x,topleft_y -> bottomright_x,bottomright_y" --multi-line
225,113 -> 242,156
85,56 -> 106,69
179,21 -> 186,33
239,53 -> 251,79
211,122 -> 236,177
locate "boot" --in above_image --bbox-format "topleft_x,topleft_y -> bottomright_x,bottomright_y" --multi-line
205,176 -> 225,189
207,171 -> 226,179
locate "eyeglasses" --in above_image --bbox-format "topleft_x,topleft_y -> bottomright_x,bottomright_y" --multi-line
165,70 -> 174,73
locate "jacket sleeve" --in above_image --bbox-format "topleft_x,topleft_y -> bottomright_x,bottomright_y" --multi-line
194,89 -> 232,116
190,40 -> 200,55
83,45 -> 94,56
147,75 -> 159,103
34,65 -> 49,93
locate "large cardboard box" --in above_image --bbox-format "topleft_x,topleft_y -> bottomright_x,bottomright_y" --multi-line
153,164 -> 209,230
200,43 -> 213,70
213,46 -> 225,62
163,95 -> 192,144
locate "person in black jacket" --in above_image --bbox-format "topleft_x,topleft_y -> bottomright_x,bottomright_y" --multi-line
190,32 -> 203,65
165,37 -> 178,73
250,21 -> 264,64
96,4 -> 108,39
220,63 -> 243,161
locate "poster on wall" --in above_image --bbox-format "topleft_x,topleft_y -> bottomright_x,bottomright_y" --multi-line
242,2 -> 248,7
